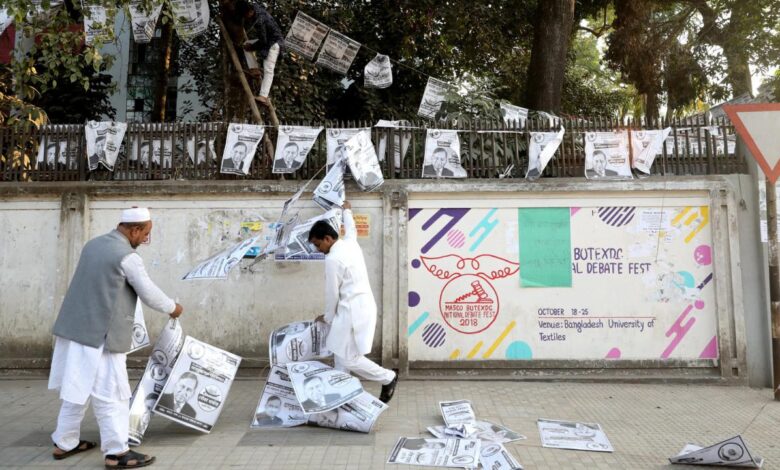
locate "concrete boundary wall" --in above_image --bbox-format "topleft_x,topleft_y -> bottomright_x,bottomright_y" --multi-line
0,176 -> 768,386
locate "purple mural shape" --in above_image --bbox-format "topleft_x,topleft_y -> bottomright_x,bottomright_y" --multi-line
661,272 -> 713,359
422,323 -> 446,348
597,207 -> 636,227
418,208 -> 471,254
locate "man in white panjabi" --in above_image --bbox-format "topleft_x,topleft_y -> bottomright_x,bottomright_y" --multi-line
48,207 -> 184,469
309,201 -> 398,403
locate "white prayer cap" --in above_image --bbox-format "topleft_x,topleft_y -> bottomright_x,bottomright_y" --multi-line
120,207 -> 151,223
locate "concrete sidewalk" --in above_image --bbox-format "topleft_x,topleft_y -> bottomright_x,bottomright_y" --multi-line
1,378 -> 778,469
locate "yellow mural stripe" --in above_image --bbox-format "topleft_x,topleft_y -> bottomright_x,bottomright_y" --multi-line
449,349 -> 461,360
466,342 -> 484,359
684,206 -> 709,243
671,207 -> 691,226
482,321 -> 517,359
683,211 -> 698,226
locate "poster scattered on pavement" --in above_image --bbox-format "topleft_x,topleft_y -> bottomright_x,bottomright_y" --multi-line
82,2 -> 114,45
221,124 -> 265,175
169,0 -> 210,39
537,419 -> 614,453
275,210 -> 341,261
182,236 -> 260,280
308,391 -> 388,433
251,365 -> 307,428
273,126 -> 323,174
669,435 -> 763,467
129,136 -> 174,167
128,319 -> 184,446
500,103 -> 528,127
439,400 -> 476,427
316,30 -> 360,75
387,437 -> 481,468
85,121 -> 127,171
285,11 -> 329,60
365,54 -> 393,88
584,131 -> 632,180
630,128 -> 672,175
423,130 -> 466,178
344,129 -> 384,191
479,442 -> 524,469
128,300 -> 150,354
285,360 -> 364,414
313,161 -> 346,210
154,336 -> 242,433
428,420 -> 525,444
128,0 -> 162,43
526,127 -> 565,180
418,77 -> 451,119
269,321 -> 331,366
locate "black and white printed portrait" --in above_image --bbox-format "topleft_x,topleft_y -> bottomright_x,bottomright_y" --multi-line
585,149 -> 618,178
299,375 -> 341,411
44,143 -> 59,165
351,157 -> 383,190
310,408 -> 339,428
89,135 -> 106,168
195,142 -> 210,163
158,371 -> 199,419
423,147 -> 455,178
253,395 -> 283,426
274,142 -> 301,171
222,142 -> 250,173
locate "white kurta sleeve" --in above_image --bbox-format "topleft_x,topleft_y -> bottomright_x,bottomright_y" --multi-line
121,253 -> 176,314
342,209 -> 357,241
323,257 -> 344,324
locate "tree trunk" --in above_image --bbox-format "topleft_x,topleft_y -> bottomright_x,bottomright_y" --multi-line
722,45 -> 753,97
644,92 -> 659,124
151,18 -> 174,122
525,0 -> 576,112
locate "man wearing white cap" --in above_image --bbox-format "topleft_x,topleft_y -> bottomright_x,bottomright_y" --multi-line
48,207 -> 184,469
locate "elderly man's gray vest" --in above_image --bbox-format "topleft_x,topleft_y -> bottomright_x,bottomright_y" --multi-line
52,230 -> 138,353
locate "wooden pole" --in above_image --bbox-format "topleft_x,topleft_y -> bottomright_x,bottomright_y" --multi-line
216,17 -> 264,125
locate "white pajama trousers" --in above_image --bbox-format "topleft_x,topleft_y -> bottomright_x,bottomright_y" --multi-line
259,43 -> 280,97
52,397 -> 130,456
334,353 -> 395,385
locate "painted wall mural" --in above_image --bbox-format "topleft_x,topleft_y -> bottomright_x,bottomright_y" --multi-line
407,203 -> 717,361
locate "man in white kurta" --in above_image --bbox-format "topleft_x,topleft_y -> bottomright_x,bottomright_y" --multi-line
49,208 -> 183,468
309,201 -> 398,403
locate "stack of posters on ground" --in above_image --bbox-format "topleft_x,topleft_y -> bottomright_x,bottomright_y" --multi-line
269,321 -> 330,366
251,365 -> 307,428
387,437 -> 481,468
669,435 -> 763,468
286,360 -> 363,414
153,336 -> 242,433
182,236 -> 260,280
128,319 -> 184,446
537,418 -> 614,453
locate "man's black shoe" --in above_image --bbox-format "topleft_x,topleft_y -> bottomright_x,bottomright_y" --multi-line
379,370 -> 399,404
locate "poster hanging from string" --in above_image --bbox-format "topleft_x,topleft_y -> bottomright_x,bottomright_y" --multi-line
128,0 -> 162,43
85,121 -> 127,171
423,129 -> 467,178
82,2 -> 115,45
584,130 -> 632,180
500,103 -> 528,127
364,54 -> 393,88
526,127 -> 565,180
169,0 -> 210,40
316,30 -> 361,75
220,124 -> 265,175
418,78 -> 452,119
630,128 -> 672,175
285,11 -> 329,60
344,129 -> 384,191
273,126 -> 324,174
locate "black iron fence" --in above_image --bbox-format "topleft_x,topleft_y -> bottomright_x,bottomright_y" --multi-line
0,117 -> 746,182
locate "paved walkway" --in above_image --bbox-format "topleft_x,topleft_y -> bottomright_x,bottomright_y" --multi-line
1,378 -> 779,469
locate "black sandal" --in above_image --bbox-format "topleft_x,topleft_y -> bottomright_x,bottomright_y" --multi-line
53,440 -> 97,460
104,450 -> 156,469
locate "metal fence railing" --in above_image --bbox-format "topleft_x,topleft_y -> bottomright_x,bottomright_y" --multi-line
0,116 -> 746,182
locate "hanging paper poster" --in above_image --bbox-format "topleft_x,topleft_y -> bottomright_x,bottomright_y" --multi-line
182,236 -> 260,280
85,121 -> 127,171
500,103 -> 528,127
584,130 -> 632,180
313,160 -> 346,211
631,128 -> 672,175
128,0 -> 162,43
169,0 -> 210,40
418,78 -> 451,119
316,30 -> 360,75
129,136 -> 174,167
375,120 -> 412,170
526,127 -> 565,180
422,129 -> 466,178
365,54 -> 393,88
326,127 -> 369,168
82,2 -> 115,45
285,11 -> 329,60
344,129 -> 384,191
273,126 -> 323,174
36,129 -> 79,169
220,123 -> 265,175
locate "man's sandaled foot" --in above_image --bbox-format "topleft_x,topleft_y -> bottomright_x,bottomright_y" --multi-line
254,96 -> 270,105
379,369 -> 399,404
105,449 -> 156,469
53,440 -> 97,460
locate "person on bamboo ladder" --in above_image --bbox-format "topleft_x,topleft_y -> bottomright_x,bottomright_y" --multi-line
235,0 -> 284,106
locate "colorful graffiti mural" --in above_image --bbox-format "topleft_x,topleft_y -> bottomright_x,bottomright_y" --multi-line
407,204 -> 717,361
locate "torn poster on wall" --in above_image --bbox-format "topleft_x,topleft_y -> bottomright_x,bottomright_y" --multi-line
345,129 -> 384,191
364,53 -> 393,88
128,0 -> 162,43
85,121 -> 127,171
423,129 -> 467,178
220,123 -> 265,175
584,130 -> 632,180
285,11 -> 329,60
182,236 -> 259,280
316,30 -> 360,75
526,127 -> 565,180
631,128 -> 672,175
273,126 -> 323,174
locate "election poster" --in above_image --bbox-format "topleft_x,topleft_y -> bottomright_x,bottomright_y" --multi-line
326,128 -> 369,168
128,0 -> 162,43
439,400 -> 476,427
285,360 -> 364,414
418,77 -> 451,119
285,11 -> 329,60
36,131 -> 79,169
422,129 -> 467,178
479,443 -> 524,469
308,391 -> 388,433
269,321 -> 331,366
631,128 -> 672,175
313,161 -> 346,211
364,53 -> 393,88
500,103 -> 528,127
182,236 -> 259,280
186,137 -> 217,165
387,438 -> 481,468
128,300 -> 150,354
526,127 -> 565,181
85,121 -> 127,171
584,130 -> 632,180
375,120 -> 412,170
251,365 -> 307,428
154,336 -> 242,433
82,2 -> 115,45
221,123 -> 265,176
316,30 -> 360,75
275,210 -> 341,261
344,129 -> 384,191
169,0 -> 210,40
128,319 -> 184,446
273,126 -> 323,174
669,435 -> 763,467
537,419 -> 614,452
129,136 -> 174,167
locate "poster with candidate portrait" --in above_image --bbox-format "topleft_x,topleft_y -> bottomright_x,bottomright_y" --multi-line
251,365 -> 307,428
275,210 -> 341,261
128,319 -> 184,446
285,11 -> 329,60
154,336 -> 242,433
364,53 -> 393,88
418,77 -> 451,119
584,131 -> 632,180
308,391 -> 388,433
422,129 -> 467,178
285,360 -> 363,414
220,123 -> 265,175
326,128 -> 369,168
36,130 -> 80,169
186,137 -> 217,165
344,129 -> 384,191
82,1 -> 115,45
526,127 -> 565,181
479,443 -> 524,470
129,136 -> 174,167
387,437 -> 481,468
313,160 -> 346,211
269,321 -> 331,366
85,121 -> 127,171
182,236 -> 260,280
631,128 -> 672,175
316,30 -> 360,75
128,0 -> 162,43
169,0 -> 209,40
273,126 -> 323,174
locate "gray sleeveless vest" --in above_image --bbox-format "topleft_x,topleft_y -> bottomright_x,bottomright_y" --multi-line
52,230 -> 138,353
